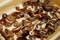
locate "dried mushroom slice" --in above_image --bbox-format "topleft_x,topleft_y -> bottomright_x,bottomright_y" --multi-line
0,18 -> 7,25
14,20 -> 21,28
16,6 -> 28,13
16,31 -> 22,37
42,3 -> 53,12
5,29 -> 14,37
0,30 -> 7,39
11,12 -> 21,19
55,12 -> 60,19
0,18 -> 12,27
12,26 -> 21,33
5,22 -> 12,27
7,15 -> 15,22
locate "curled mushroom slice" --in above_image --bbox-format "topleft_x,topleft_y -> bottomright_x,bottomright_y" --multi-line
7,15 -> 15,23
53,6 -> 59,13
16,29 -> 29,38
33,30 -> 40,38
39,12 -> 50,19
11,12 -> 21,19
14,21 -> 21,28
55,12 -> 60,19
16,31 -> 22,37
0,18 -> 7,25
0,29 -> 14,39
54,19 -> 60,29
29,36 -> 36,40
46,26 -> 55,34
42,3 -> 53,12
3,22 -> 12,27
15,6 -> 28,13
25,25 -> 33,31
0,30 -> 7,39
22,20 -> 27,26
12,26 -> 21,33
5,29 -> 14,37
22,29 -> 29,37
0,18 -> 12,27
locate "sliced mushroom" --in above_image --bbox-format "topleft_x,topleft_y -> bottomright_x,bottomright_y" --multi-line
5,29 -> 14,37
55,12 -> 60,19
0,30 -> 7,39
15,6 -> 28,13
7,15 -> 15,23
33,30 -> 40,38
29,36 -> 36,40
0,18 -> 7,25
11,12 -> 21,19
42,3 -> 53,12
0,29 -> 14,39
18,29 -> 29,37
25,25 -> 33,31
54,19 -> 60,29
14,21 -> 21,28
12,26 -> 21,33
16,31 -> 22,37
5,22 -> 12,27
22,20 -> 27,26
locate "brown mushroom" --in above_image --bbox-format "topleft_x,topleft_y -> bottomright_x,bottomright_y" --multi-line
0,29 -> 14,39
11,12 -> 21,19
16,31 -> 22,37
5,22 -> 12,27
5,29 -> 14,37
12,26 -> 21,33
0,30 -> 7,39
55,12 -> 60,19
14,21 -> 21,28
33,30 -> 40,38
7,15 -> 15,23
42,2 -> 53,12
0,18 -> 7,25
15,6 -> 28,13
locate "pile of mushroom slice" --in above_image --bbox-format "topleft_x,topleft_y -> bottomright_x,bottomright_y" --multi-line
0,0 -> 60,40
